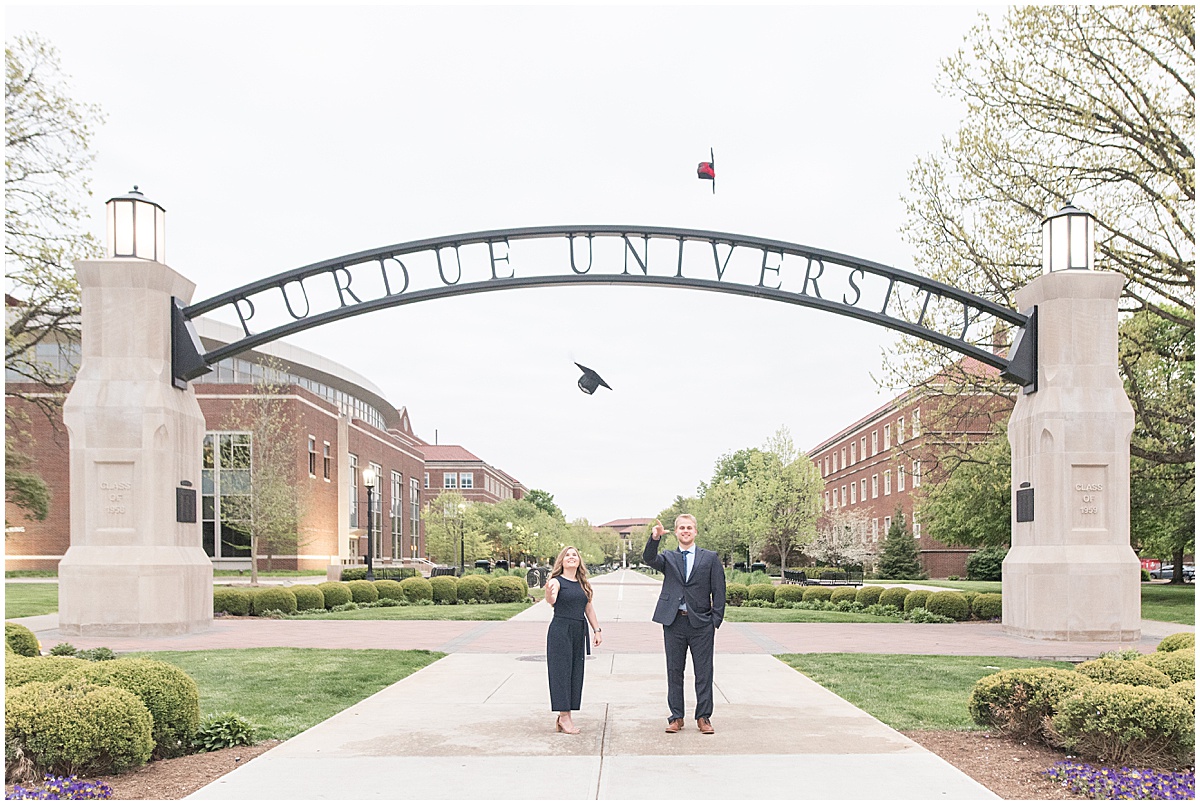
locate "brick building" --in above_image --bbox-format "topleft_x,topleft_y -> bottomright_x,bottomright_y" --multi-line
595,517 -> 654,562
421,445 -> 527,505
808,358 -> 1011,578
5,315 -> 526,573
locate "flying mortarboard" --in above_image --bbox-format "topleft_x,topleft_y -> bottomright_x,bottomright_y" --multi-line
575,363 -> 612,395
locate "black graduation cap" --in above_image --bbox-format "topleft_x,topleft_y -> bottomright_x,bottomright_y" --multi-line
575,363 -> 612,395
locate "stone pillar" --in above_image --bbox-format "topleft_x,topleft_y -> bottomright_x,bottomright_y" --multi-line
59,259 -> 213,636
1004,270 -> 1140,641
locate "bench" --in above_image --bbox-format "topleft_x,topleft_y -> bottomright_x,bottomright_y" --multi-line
782,569 -> 808,585
430,566 -> 459,577
815,571 -> 864,587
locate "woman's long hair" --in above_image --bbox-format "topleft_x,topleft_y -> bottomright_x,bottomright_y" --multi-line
549,546 -> 593,601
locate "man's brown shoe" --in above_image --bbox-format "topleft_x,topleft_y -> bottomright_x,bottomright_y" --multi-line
697,717 -> 715,734
665,719 -> 684,733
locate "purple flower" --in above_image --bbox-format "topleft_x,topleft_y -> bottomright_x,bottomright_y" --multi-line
1042,761 -> 1195,800
6,775 -> 113,800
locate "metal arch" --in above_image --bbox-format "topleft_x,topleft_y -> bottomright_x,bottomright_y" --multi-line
175,225 -> 1036,388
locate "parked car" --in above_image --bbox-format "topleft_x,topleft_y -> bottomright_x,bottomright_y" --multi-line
1150,564 -> 1195,581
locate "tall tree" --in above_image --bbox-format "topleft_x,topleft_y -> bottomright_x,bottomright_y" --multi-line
891,6 -> 1193,486
811,508 -> 877,570
523,488 -> 564,521
916,428 -> 1012,548
876,508 -> 924,580
739,429 -> 824,570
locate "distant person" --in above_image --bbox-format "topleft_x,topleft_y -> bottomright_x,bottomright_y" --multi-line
545,545 -> 603,734
644,514 -> 726,734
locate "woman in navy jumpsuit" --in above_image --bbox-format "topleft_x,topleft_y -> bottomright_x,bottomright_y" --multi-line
545,546 -> 603,734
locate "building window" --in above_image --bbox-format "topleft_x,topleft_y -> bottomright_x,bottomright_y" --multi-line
913,512 -> 921,539
348,454 -> 359,530
409,477 -> 420,556
898,464 -> 906,492
884,516 -> 892,533
913,408 -> 920,438
871,474 -> 879,498
860,436 -> 866,461
424,472 -> 430,489
850,483 -> 857,504
444,472 -> 458,489
850,442 -> 857,464
201,432 -> 252,560
824,491 -> 830,511
884,470 -> 892,495
897,417 -> 905,444
323,442 -> 331,480
841,485 -> 847,507
832,453 -> 838,472
824,457 -> 830,475
369,462 -> 383,558
872,518 -> 879,541
913,460 -> 921,487
884,424 -> 891,450
840,447 -> 847,467
460,472 -> 474,489
872,431 -> 878,455
859,479 -> 866,502
308,436 -> 317,477
391,471 -> 403,559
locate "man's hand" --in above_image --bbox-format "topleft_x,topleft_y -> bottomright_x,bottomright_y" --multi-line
651,519 -> 666,540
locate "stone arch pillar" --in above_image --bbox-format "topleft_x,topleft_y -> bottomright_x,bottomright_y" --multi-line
1004,270 -> 1140,641
59,259 -> 212,636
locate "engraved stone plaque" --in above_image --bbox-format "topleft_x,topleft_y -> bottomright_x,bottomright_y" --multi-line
1071,465 -> 1108,531
97,462 -> 134,529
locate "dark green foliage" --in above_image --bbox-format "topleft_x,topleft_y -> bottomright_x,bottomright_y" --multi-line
966,546 -> 1007,581
372,580 -> 405,602
878,587 -> 910,609
71,657 -> 201,759
902,590 -> 930,612
399,576 -> 433,603
830,587 -> 858,604
876,510 -> 924,579
48,643 -> 77,656
774,585 -> 804,604
456,575 -> 489,603
291,586 -> 324,612
345,580 -> 378,604
75,647 -> 116,662
340,567 -> 416,581
193,713 -> 256,753
316,582 -> 352,608
972,593 -> 1003,620
429,575 -> 458,604
6,622 -> 39,656
855,586 -> 885,606
747,583 -> 775,602
802,587 -> 833,602
212,588 -> 251,616
924,590 -> 970,621
250,587 -> 298,616
488,576 -> 526,603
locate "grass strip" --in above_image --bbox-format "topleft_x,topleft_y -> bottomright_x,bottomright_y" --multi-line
5,583 -> 59,618
132,648 -> 443,740
778,653 -> 1073,731
725,608 -> 903,623
213,570 -> 326,577
1139,584 -> 1195,625
287,602 -> 532,621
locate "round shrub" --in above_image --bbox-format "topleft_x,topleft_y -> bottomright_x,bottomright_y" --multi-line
250,587 -> 298,616
316,581 -> 352,609
373,579 -> 405,602
1157,632 -> 1195,653
291,585 -> 325,612
400,576 -> 433,603
960,590 -> 978,611
747,584 -> 775,603
878,587 -> 910,609
903,590 -> 930,612
855,586 -> 884,606
1137,650 -> 1194,684
430,575 -> 459,604
968,667 -> 1094,741
6,622 -> 39,657
1167,679 -> 1194,709
489,576 -> 526,603
972,593 -> 1003,620
456,574 -> 490,603
1076,657 -> 1172,688
212,587 -> 251,616
802,586 -> 833,603
6,656 -> 89,688
1051,682 -> 1195,766
345,580 -> 379,604
6,678 -> 154,777
925,590 -> 970,621
725,583 -> 748,606
72,657 -> 201,759
774,585 -> 804,604
830,587 -> 859,605
966,546 -> 1007,581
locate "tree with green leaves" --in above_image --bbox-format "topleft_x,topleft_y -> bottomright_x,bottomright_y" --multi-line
523,488 -> 563,521
916,428 -> 1012,549
876,508 -> 924,580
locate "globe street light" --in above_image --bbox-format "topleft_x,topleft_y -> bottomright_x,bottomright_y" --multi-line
362,467 -> 377,582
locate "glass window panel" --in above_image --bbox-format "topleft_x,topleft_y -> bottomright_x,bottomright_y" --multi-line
222,470 -> 251,494
221,522 -> 251,558
202,522 -> 216,557
202,495 -> 215,520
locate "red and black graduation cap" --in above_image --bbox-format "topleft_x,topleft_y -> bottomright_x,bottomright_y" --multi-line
697,147 -> 715,193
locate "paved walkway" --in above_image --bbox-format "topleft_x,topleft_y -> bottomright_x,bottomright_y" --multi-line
9,571 -> 1192,800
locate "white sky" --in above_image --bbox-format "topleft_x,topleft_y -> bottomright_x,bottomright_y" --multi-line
7,4 -> 998,524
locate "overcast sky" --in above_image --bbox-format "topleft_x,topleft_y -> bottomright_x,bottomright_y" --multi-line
8,4 -> 998,524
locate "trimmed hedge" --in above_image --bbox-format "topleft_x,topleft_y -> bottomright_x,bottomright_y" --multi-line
6,656 -> 89,688
830,587 -> 859,605
71,657 -> 201,759
774,585 -> 804,604
291,585 -> 325,612
316,582 -> 352,609
400,576 -> 433,603
972,593 -> 1003,620
1076,657 -> 1172,689
802,587 -> 833,603
878,587 -> 910,609
250,587 -> 298,616
341,566 -> 418,581
1051,682 -> 1195,766
1157,632 -> 1195,653
747,584 -> 775,603
456,575 -> 490,603
345,580 -> 379,604
372,579 -> 406,602
1168,680 -> 1194,708
6,622 -> 39,657
488,576 -> 526,603
213,587 -> 252,616
925,590 -> 970,621
1137,650 -> 1195,684
902,590 -> 930,613
968,667 -> 1094,741
430,575 -> 459,604
855,586 -> 885,606
5,678 -> 154,777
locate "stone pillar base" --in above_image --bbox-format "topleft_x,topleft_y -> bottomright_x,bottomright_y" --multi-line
58,545 -> 213,637
1002,545 -> 1141,642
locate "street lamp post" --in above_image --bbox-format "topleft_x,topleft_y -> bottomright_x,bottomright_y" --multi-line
362,468 -> 377,582
457,502 -> 467,575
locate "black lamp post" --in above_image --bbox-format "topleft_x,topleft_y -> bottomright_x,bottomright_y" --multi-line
362,467 -> 377,582
457,502 -> 466,575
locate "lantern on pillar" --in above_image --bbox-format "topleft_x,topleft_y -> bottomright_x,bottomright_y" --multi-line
106,186 -> 166,263
1041,203 -> 1095,274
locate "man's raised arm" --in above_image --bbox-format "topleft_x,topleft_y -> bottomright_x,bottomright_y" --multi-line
643,519 -> 667,568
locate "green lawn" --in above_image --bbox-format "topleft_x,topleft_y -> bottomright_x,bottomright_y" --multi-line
903,580 -> 1002,593
5,583 -> 58,618
1140,583 -> 1195,625
131,648 -> 443,740
287,601 -> 533,621
725,607 -> 903,624
213,569 -> 326,577
778,653 -> 1073,731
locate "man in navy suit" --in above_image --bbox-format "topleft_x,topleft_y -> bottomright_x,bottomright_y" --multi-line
644,514 -> 727,734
